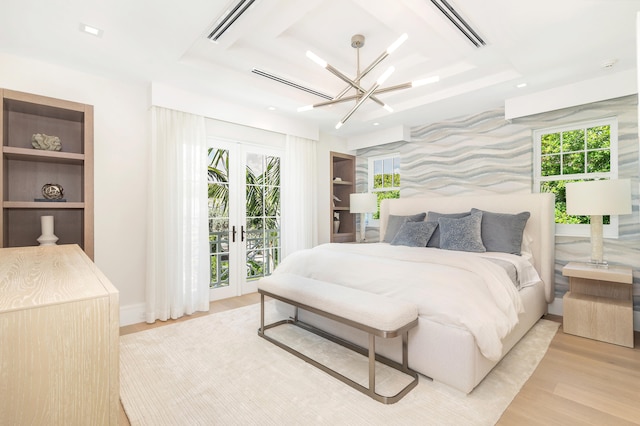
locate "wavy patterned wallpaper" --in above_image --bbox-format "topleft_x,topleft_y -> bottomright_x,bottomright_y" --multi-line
356,95 -> 639,309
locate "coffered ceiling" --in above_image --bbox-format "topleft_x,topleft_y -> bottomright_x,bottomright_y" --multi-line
1,0 -> 638,136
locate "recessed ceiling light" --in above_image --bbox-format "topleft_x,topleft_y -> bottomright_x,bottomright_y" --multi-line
80,23 -> 103,37
516,83 -> 527,88
601,59 -> 617,69
267,106 -> 276,111
373,122 -> 380,126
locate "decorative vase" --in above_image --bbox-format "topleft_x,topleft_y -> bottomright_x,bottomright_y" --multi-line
37,215 -> 58,246
333,220 -> 340,234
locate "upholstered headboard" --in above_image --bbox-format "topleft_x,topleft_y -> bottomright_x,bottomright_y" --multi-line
380,193 -> 556,303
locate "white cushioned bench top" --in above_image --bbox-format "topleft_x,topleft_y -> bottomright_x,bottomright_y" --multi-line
258,273 -> 418,332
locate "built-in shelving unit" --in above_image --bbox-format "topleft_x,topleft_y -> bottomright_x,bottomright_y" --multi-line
330,151 -> 355,243
1,89 -> 94,259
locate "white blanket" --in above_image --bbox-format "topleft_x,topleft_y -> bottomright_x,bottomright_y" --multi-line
273,243 -> 533,361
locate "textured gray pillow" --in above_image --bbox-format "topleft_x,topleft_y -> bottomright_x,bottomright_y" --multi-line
438,211 -> 486,252
471,208 -> 531,255
383,212 -> 427,243
391,221 -> 438,247
426,211 -> 470,248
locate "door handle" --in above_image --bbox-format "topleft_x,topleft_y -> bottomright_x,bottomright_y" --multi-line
232,225 -> 237,243
241,225 -> 246,242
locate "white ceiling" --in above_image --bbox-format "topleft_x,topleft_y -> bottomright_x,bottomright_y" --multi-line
1,0 -> 639,137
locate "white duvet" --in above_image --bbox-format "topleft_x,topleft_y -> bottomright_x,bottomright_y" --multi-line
272,243 -> 540,361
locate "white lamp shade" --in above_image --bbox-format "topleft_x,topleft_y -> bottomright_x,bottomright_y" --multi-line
566,179 -> 632,216
350,193 -> 377,213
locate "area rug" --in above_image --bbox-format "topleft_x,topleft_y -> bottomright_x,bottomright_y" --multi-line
120,302 -> 559,426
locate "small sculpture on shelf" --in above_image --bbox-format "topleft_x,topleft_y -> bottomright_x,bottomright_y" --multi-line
333,212 -> 340,234
41,183 -> 64,200
31,133 -> 62,151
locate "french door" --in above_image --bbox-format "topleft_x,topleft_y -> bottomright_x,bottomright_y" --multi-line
207,140 -> 282,300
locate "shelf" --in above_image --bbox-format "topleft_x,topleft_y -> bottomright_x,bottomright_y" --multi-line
3,201 -> 85,209
333,206 -> 350,211
333,180 -> 353,186
1,89 -> 94,258
3,146 -> 84,164
332,232 -> 356,243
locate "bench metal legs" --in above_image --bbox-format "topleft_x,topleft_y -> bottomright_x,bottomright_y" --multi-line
258,293 -> 421,404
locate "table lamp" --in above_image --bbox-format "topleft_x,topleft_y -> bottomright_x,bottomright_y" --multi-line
565,179 -> 631,267
350,193 -> 377,243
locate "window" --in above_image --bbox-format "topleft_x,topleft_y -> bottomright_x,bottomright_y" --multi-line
533,118 -> 619,237
368,154 -> 400,225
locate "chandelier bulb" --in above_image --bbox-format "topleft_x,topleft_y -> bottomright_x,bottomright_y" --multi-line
412,75 -> 440,87
376,66 -> 395,85
306,50 -> 327,68
386,33 -> 408,54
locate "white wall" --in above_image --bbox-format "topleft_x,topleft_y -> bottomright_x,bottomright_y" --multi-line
0,52 -> 150,321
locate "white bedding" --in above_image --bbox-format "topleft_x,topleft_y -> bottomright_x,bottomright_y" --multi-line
272,242 -> 542,361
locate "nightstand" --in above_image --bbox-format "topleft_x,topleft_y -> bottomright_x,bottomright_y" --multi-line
562,262 -> 634,348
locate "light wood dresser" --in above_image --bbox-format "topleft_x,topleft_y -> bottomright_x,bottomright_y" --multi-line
0,244 -> 119,425
562,261 -> 633,348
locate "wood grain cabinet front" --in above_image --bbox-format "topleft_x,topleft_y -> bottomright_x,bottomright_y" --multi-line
0,245 -> 118,425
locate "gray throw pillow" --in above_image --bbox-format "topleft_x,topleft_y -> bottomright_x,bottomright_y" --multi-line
383,212 -> 427,243
471,208 -> 531,255
438,210 -> 486,252
426,211 -> 470,248
391,221 -> 438,247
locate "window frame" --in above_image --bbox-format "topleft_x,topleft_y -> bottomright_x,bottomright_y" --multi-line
367,153 -> 400,227
533,117 -> 620,238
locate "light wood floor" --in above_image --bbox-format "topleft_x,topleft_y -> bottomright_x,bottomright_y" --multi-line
119,294 -> 640,426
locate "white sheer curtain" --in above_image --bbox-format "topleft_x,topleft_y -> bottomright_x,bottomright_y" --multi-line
146,106 -> 210,323
281,135 -> 318,257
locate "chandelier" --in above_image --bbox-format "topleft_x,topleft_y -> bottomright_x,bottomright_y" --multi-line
298,33 -> 439,129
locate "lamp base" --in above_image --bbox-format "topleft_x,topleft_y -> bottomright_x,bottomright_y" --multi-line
359,212 -> 367,243
586,259 -> 609,269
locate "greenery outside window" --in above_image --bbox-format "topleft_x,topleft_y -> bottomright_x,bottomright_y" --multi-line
367,154 -> 400,225
533,118 -> 619,237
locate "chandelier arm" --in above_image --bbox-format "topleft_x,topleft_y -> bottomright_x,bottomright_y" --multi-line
337,81 -> 382,128
371,82 -> 413,94
311,92 -> 387,109
358,51 -> 390,81
325,64 -> 364,92
312,95 -> 359,108
324,66 -> 386,107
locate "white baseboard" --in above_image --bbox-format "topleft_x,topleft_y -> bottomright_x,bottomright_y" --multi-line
548,298 -> 640,332
120,303 -> 146,327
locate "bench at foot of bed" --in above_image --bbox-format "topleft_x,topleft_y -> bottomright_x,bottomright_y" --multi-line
257,273 -> 423,404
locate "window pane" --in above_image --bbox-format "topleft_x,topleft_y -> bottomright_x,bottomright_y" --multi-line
373,174 -> 383,189
383,158 -> 393,188
562,152 -> 584,175
264,186 -> 279,216
586,125 -> 610,150
266,156 -> 280,186
393,157 -> 400,187
373,190 -> 400,219
373,159 -> 383,189
587,150 -> 610,173
563,129 -> 584,152
541,133 -> 560,155
541,154 -> 561,176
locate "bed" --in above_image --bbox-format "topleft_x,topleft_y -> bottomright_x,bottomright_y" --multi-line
269,192 -> 555,393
